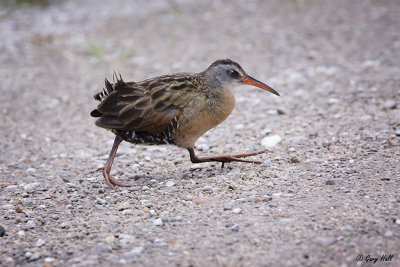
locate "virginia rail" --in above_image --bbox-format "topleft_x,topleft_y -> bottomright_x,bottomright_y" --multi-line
91,59 -> 279,189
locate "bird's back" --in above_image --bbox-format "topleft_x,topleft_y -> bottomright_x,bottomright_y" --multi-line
90,73 -> 201,145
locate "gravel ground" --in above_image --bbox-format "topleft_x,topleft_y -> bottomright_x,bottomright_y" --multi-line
1,0 -> 400,266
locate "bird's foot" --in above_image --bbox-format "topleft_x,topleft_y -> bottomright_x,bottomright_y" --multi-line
216,155 -> 263,169
188,148 -> 266,169
103,169 -> 132,189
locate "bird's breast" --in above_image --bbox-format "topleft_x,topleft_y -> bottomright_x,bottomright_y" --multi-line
172,88 -> 236,148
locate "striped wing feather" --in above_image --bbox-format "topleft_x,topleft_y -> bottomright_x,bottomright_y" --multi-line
92,75 -> 198,135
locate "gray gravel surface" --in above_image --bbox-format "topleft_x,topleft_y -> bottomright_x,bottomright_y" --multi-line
1,0 -> 400,266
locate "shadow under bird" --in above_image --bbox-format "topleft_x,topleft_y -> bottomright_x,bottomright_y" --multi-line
91,59 -> 279,189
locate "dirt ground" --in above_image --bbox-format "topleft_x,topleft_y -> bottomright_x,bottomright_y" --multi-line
1,0 -> 399,266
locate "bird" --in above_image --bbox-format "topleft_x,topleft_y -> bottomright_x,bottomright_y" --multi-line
91,59 -> 279,189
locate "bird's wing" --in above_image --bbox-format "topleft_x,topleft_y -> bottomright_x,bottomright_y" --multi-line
91,75 -> 199,134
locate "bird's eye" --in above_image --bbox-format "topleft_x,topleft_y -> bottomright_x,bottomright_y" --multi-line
229,70 -> 239,78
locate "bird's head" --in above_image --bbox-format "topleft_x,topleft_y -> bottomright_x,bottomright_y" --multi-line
204,59 -> 279,96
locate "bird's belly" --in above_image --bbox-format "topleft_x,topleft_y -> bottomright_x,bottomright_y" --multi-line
173,89 -> 235,148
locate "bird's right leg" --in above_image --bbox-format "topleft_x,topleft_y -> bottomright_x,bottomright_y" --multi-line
102,136 -> 132,189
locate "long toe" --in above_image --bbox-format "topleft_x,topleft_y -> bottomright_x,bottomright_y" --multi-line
108,175 -> 133,188
232,150 -> 267,158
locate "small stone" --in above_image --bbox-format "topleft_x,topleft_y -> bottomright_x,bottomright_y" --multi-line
24,220 -> 36,229
59,222 -> 70,229
383,100 -> 397,110
388,140 -> 398,146
234,124 -> 245,130
267,109 -> 278,115
118,202 -> 131,211
261,135 -> 282,148
44,257 -> 55,263
232,208 -> 242,214
290,156 -> 300,163
126,246 -> 144,255
5,185 -> 17,192
105,235 -> 116,243
1,204 -> 14,210
122,209 -> 133,215
26,168 -> 36,173
96,197 -> 107,205
153,218 -> 163,226
194,197 -> 218,205
260,128 -> 272,136
384,231 -> 393,238
267,182 -> 274,187
313,236 -> 336,246
26,251 -> 41,262
196,143 -> 209,151
43,257 -> 56,267
35,238 -> 46,247
202,185 -> 213,191
0,225 -> 5,237
17,230 -> 25,237
23,182 -> 40,192
325,180 -> 337,185
149,209 -> 156,216
395,219 -> 400,225
90,244 -> 112,254
231,224 -> 240,232
166,181 -> 175,187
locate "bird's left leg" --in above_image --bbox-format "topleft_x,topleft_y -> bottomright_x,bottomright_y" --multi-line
102,136 -> 132,189
188,148 -> 266,169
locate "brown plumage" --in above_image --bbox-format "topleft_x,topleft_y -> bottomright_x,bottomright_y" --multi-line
91,59 -> 279,189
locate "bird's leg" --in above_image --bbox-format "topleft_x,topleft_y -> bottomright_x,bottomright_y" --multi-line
102,136 -> 132,189
188,148 -> 265,169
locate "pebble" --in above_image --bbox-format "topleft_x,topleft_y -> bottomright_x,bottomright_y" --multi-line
24,220 -> 36,229
118,202 -> 131,211
231,224 -> 240,232
105,235 -> 116,243
23,182 -> 40,192
196,143 -> 209,151
1,204 -> 14,210
5,185 -> 17,192
122,209 -> 133,215
261,135 -> 282,148
17,230 -> 25,237
202,185 -> 213,191
35,238 -> 46,247
267,181 -> 274,187
166,180 -> 175,187
90,244 -> 112,254
313,236 -> 336,246
325,180 -> 337,185
384,231 -> 393,238
44,257 -> 56,263
383,100 -> 397,110
395,219 -> 400,225
59,222 -> 70,229
232,208 -> 242,214
290,156 -> 300,163
153,218 -> 163,226
96,197 -> 107,205
25,252 -> 41,262
126,246 -> 144,255
0,225 -> 5,237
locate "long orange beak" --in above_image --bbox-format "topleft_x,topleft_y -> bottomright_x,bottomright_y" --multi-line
241,75 -> 280,96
